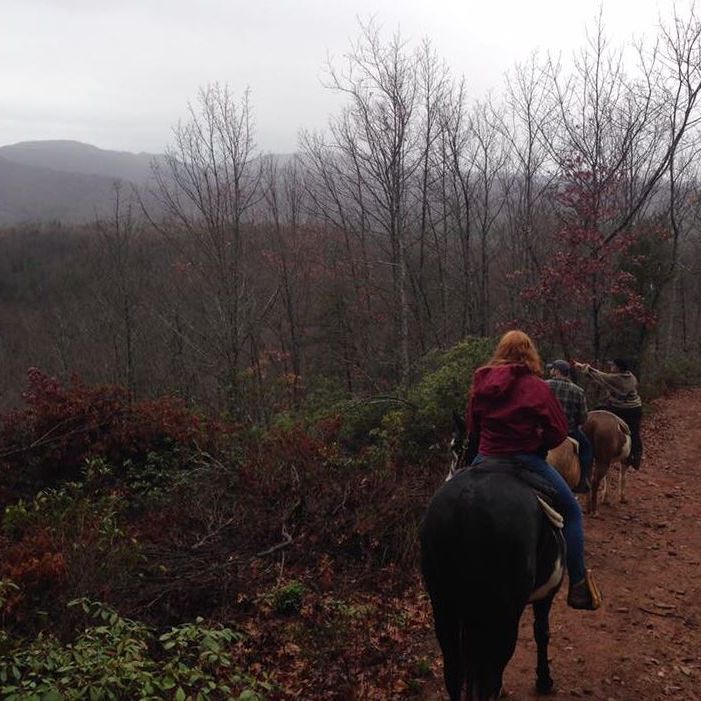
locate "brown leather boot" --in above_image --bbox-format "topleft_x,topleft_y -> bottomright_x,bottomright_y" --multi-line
567,570 -> 602,610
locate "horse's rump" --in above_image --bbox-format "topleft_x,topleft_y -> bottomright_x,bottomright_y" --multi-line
584,409 -> 634,513
420,467 -> 554,608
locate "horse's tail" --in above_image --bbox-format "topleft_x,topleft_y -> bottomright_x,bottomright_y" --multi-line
425,592 -> 466,700
465,599 -> 521,700
423,574 -> 511,700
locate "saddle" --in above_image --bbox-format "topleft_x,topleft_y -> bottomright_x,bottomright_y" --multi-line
468,457 -> 556,497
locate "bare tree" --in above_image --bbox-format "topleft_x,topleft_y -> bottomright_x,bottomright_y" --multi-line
600,3 -> 701,246
94,183 -> 142,396
321,21 -> 422,385
409,39 -> 452,350
146,84 -> 262,413
468,99 -> 512,335
438,78 -> 475,335
300,130 -> 377,389
261,155 -> 311,408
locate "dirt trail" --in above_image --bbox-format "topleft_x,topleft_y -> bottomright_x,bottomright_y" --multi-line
420,389 -> 701,700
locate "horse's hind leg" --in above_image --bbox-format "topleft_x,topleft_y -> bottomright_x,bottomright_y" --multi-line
533,596 -> 556,694
589,471 -> 601,515
619,464 -> 628,504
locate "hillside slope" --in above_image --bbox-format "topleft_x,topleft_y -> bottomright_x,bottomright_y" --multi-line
0,155 -> 120,224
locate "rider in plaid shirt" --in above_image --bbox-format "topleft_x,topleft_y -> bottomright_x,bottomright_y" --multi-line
546,360 -> 592,493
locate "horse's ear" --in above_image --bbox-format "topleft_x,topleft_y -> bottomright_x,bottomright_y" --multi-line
452,409 -> 466,436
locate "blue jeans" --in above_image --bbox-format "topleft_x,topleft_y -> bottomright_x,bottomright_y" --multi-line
572,428 -> 592,483
474,453 -> 586,583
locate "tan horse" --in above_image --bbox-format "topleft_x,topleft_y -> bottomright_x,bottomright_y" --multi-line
582,410 -> 632,514
546,438 -> 581,490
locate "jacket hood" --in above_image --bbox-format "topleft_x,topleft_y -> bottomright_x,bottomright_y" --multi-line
471,364 -> 532,404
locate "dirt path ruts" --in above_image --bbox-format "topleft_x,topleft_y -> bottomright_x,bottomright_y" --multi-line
421,389 -> 701,700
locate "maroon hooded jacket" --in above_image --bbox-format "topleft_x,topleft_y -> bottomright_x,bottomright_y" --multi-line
467,363 -> 568,456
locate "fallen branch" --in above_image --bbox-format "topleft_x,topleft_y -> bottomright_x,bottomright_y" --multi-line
191,517 -> 236,550
255,527 -> 293,558
0,416 -> 106,459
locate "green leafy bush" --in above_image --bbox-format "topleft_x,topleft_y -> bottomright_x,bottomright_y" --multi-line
0,598 -> 271,701
369,337 -> 493,461
335,398 -> 400,452
408,337 -> 493,427
0,472 -> 144,632
268,581 -> 306,616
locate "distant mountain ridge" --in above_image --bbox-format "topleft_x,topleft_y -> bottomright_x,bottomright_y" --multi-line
0,140 -> 295,226
0,140 -> 163,226
0,140 -> 160,183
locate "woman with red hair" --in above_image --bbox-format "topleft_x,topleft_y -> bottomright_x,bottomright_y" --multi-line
466,330 -> 600,610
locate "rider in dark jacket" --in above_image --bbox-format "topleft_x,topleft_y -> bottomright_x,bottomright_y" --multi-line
575,359 -> 643,469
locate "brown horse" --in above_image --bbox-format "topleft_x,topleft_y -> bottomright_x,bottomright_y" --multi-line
582,410 -> 632,514
546,438 -> 581,490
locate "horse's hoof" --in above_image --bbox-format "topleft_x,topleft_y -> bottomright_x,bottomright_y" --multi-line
536,677 -> 555,695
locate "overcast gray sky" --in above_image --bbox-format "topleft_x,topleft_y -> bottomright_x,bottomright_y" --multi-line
1,0 -> 676,154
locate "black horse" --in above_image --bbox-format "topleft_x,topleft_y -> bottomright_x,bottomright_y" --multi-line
420,428 -> 566,700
